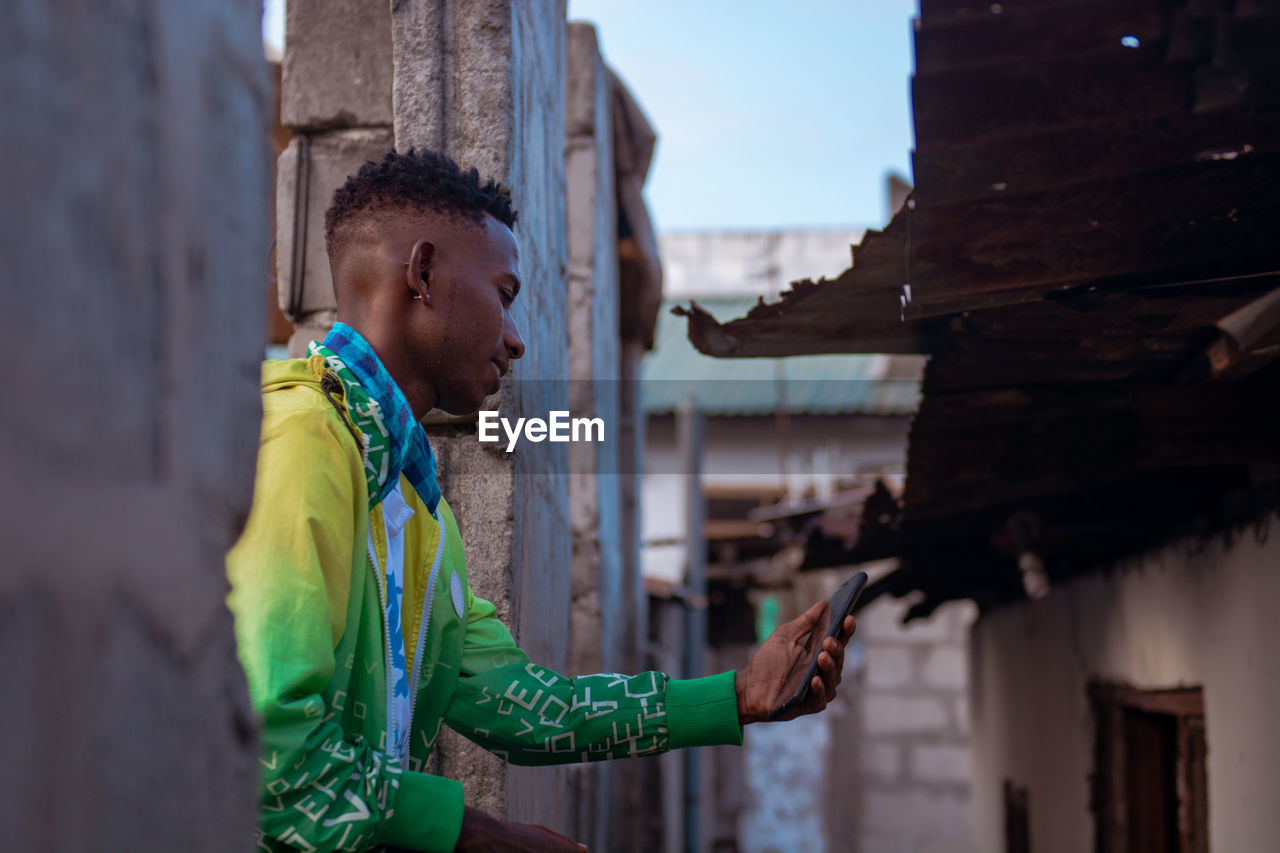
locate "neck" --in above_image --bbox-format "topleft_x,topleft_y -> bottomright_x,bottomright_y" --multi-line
388,369 -> 435,422
334,317 -> 437,420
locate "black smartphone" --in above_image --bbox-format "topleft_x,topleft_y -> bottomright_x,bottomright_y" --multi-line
767,571 -> 868,721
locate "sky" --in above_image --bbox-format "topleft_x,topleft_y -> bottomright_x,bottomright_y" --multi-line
261,0 -> 917,233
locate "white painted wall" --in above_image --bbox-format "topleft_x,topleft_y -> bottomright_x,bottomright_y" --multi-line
660,228 -> 865,299
969,513 -> 1280,853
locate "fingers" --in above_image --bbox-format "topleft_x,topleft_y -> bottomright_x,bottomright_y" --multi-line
816,638 -> 846,702
816,646 -> 843,685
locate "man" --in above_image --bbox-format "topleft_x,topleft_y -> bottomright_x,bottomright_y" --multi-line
227,149 -> 854,852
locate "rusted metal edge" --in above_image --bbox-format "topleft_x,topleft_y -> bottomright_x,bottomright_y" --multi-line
676,212 -> 934,357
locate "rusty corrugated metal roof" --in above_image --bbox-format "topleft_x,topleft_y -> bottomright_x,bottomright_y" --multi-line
684,0 -> 1280,620
643,298 -> 923,416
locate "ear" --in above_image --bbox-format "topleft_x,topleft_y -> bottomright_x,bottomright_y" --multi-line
406,239 -> 436,300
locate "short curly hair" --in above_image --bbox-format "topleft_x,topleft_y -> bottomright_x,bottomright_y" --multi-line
324,148 -> 517,259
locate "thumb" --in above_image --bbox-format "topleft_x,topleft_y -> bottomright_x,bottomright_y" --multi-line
775,599 -> 829,641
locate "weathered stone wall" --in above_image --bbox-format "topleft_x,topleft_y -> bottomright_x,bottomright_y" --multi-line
0,0 -> 270,849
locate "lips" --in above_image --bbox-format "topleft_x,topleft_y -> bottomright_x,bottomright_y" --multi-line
487,359 -> 506,393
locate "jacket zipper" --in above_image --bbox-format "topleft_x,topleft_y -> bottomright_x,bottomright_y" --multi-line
320,371 -> 363,451
365,531 -> 396,757
405,510 -> 448,759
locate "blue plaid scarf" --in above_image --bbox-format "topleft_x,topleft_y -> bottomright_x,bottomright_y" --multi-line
309,322 -> 442,515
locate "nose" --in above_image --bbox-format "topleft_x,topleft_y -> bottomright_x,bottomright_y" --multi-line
503,313 -> 526,361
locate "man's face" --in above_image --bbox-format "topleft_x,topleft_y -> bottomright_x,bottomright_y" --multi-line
410,213 -> 525,415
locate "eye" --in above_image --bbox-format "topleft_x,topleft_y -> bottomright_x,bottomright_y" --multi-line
500,288 -> 515,306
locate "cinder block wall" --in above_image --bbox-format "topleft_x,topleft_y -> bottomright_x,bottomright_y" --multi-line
0,1 -> 270,849
854,586 -> 975,852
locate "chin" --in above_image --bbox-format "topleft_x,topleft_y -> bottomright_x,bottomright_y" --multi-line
438,387 -> 491,417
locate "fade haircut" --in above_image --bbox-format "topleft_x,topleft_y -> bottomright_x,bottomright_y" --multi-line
324,148 -> 517,260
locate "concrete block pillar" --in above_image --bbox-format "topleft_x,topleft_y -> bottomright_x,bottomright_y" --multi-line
389,0 -> 572,831
0,1 -> 269,849
275,127 -> 394,354
566,21 -> 621,680
565,21 -> 625,852
276,0 -> 395,355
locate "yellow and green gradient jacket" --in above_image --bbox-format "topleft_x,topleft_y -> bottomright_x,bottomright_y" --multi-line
227,356 -> 742,852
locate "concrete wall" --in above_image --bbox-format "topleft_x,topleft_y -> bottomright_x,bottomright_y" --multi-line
969,514 -> 1280,853
0,1 -> 269,849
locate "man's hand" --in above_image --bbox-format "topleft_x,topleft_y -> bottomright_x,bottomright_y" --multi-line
734,599 -> 856,724
454,806 -> 587,852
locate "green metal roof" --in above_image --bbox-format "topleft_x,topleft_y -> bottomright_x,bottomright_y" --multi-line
642,298 -> 922,416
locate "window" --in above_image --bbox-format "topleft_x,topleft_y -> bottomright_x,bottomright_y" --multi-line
1089,683 -> 1208,853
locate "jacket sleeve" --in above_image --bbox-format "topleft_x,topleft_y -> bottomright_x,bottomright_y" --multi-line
227,400 -> 464,853
443,585 -> 743,766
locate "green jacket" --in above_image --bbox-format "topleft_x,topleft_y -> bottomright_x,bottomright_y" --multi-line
227,356 -> 742,852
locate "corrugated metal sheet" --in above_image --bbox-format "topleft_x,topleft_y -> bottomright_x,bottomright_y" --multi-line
642,298 -> 921,416
714,0 -> 1280,619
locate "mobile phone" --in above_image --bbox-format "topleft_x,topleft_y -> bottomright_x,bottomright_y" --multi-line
767,571 -> 868,721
